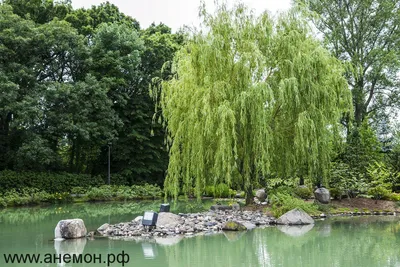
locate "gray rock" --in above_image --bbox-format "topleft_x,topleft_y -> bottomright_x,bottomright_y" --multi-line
314,188 -> 330,204
255,189 -> 267,202
134,216 -> 143,222
232,203 -> 240,211
222,221 -> 247,231
156,212 -> 182,228
235,192 -> 244,198
55,219 -> 87,239
276,208 -> 314,225
210,205 -> 232,211
97,223 -> 109,234
241,222 -> 256,230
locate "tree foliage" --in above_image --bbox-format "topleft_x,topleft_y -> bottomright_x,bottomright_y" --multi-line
157,3 -> 352,201
0,1 -> 183,185
297,0 -> 400,127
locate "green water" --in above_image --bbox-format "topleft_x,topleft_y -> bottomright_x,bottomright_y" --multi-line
1,202 -> 400,267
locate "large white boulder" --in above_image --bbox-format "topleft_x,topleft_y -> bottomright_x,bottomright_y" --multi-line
55,219 -> 87,239
276,208 -> 314,225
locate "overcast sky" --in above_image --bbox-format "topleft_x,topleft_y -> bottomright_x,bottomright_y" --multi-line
71,0 -> 292,31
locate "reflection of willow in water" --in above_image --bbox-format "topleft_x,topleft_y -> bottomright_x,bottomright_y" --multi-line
0,200 -> 216,224
260,217 -> 400,267
162,217 -> 400,267
163,231 -> 271,267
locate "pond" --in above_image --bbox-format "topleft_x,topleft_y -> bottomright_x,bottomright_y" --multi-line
0,201 -> 400,267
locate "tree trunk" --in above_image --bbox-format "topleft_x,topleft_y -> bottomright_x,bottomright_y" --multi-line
299,176 -> 304,186
245,183 -> 254,205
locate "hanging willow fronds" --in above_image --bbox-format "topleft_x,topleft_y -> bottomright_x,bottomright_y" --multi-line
156,3 -> 352,200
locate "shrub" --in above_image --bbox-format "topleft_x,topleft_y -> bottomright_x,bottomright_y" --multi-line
367,161 -> 393,202
204,186 -> 215,197
368,187 -> 391,202
0,170 -> 104,193
269,192 -> 319,217
214,183 -> 230,198
329,188 -> 342,200
268,185 -> 295,197
86,184 -> 162,201
329,162 -> 368,198
0,197 -> 6,208
293,186 -> 312,200
70,187 -> 87,195
389,193 -> 400,201
86,186 -> 114,201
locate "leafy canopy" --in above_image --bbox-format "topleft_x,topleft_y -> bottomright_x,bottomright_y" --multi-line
157,3 -> 352,199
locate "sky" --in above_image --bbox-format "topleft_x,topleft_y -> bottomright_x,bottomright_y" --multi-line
71,0 -> 293,31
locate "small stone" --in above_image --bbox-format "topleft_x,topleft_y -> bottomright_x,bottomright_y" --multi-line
255,189 -> 267,202
232,203 -> 241,211
222,221 -> 247,231
133,216 -> 143,222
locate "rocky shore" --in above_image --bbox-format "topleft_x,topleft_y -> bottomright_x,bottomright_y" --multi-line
96,209 -> 276,238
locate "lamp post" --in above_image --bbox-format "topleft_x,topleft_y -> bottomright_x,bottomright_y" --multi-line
107,143 -> 111,185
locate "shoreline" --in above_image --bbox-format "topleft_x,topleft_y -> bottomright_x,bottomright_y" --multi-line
94,207 -> 399,241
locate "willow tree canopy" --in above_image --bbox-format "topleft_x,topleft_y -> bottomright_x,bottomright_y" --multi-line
156,3 -> 352,199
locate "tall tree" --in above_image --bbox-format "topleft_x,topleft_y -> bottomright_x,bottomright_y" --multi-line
65,2 -> 140,37
157,4 -> 352,202
4,0 -> 72,24
0,4 -> 37,169
297,0 -> 400,127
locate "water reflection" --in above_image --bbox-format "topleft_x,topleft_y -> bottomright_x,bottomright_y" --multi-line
277,224 -> 314,237
142,243 -> 158,259
54,238 -> 87,266
155,236 -> 184,246
158,217 -> 400,267
2,202 -> 400,267
223,230 -> 245,242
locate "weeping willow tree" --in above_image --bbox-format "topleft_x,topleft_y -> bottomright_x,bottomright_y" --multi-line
154,3 -> 352,203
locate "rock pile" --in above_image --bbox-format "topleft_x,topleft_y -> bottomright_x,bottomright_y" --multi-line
97,211 -> 274,238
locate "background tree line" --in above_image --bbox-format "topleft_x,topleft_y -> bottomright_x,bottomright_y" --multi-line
1,0 -> 400,202
0,0 -> 183,186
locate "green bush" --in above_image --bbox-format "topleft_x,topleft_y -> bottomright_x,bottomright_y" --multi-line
204,186 -> 215,197
0,188 -> 72,207
214,183 -> 230,198
389,193 -> 400,201
0,170 -> 104,193
368,187 -> 391,202
70,187 -> 87,195
0,196 -> 6,208
367,161 -> 393,202
203,184 -> 232,198
269,192 -> 319,218
329,188 -> 342,200
86,184 -> 162,201
293,186 -> 312,200
268,185 -> 295,197
87,186 -> 114,201
329,162 -> 368,198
